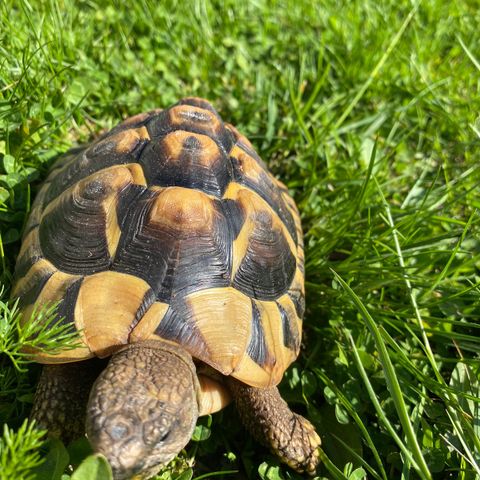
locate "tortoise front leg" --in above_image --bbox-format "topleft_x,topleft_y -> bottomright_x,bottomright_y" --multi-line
31,358 -> 105,444
227,379 -> 321,475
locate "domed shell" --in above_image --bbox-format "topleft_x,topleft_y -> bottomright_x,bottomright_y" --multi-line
12,98 -> 305,388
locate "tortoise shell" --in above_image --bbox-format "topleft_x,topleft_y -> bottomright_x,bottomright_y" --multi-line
12,97 -> 305,388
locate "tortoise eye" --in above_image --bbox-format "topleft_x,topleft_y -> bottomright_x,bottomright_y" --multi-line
106,417 -> 132,440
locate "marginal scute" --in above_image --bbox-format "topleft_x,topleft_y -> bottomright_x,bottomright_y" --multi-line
107,109 -> 161,137
172,287 -> 253,376
23,182 -> 50,238
172,105 -> 216,128
225,123 -> 268,168
75,271 -> 153,357
17,267 -> 90,364
276,294 -> 301,353
287,268 -> 306,320
177,97 -> 218,113
14,228 -> 44,281
43,149 -> 81,186
12,258 -> 56,306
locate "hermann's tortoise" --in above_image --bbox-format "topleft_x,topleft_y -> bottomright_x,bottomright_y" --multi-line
12,97 -> 321,479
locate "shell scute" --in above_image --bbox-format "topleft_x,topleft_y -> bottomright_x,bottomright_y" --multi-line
13,98 -> 304,387
111,186 -> 231,302
139,130 -> 231,197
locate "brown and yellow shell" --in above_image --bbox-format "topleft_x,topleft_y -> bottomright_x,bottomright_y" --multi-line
12,97 -> 304,388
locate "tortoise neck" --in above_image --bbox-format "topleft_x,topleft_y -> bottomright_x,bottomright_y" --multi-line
124,339 -> 195,369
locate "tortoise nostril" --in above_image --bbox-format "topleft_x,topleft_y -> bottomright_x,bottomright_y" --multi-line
143,420 -> 171,446
159,430 -> 170,442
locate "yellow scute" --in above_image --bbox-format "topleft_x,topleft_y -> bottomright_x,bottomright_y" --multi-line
182,287 -> 253,375
75,271 -> 151,357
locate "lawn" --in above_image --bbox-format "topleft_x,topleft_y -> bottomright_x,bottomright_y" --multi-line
1,1 -> 479,479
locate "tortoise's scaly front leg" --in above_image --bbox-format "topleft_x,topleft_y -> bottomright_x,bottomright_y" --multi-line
31,359 -> 105,444
228,379 -> 321,475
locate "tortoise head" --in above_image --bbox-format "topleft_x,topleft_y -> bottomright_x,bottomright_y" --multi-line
86,341 -> 199,479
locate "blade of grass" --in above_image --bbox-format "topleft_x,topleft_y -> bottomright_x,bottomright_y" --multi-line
375,178 -> 480,475
316,370 -> 388,480
420,210 -> 475,300
334,3 -> 419,130
331,270 -> 431,480
346,331 -> 421,474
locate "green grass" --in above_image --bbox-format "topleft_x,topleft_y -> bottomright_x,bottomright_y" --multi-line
1,0 -> 479,479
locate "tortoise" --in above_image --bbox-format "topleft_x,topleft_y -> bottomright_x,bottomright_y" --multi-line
12,97 -> 320,479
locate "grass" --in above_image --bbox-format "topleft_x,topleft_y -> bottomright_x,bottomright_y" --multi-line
1,0 -> 479,479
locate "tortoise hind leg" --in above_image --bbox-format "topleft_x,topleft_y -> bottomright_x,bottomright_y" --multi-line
227,379 -> 321,475
31,358 -> 105,444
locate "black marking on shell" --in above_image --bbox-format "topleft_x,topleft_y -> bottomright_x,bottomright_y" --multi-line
115,183 -> 147,231
55,278 -> 83,332
143,110 -> 171,138
231,156 -> 298,246
129,288 -> 156,337
277,301 -> 299,351
288,290 -> 305,319
39,179 -> 112,275
154,303 -> 208,357
246,301 -> 269,367
43,136 -> 148,206
14,249 -> 43,283
22,222 -> 40,239
233,211 -> 296,300
297,247 -> 305,275
106,110 -> 158,138
16,268 -> 54,309
112,190 -> 231,302
237,140 -> 266,167
217,198 -> 246,241
177,97 -> 217,113
227,125 -> 268,169
139,133 -> 231,198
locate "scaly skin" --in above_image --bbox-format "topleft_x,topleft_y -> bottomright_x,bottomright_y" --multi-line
31,359 -> 106,444
227,378 -> 321,476
86,341 -> 200,480
32,341 -> 320,478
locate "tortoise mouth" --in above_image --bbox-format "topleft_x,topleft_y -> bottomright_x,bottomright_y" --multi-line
109,456 -> 165,480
